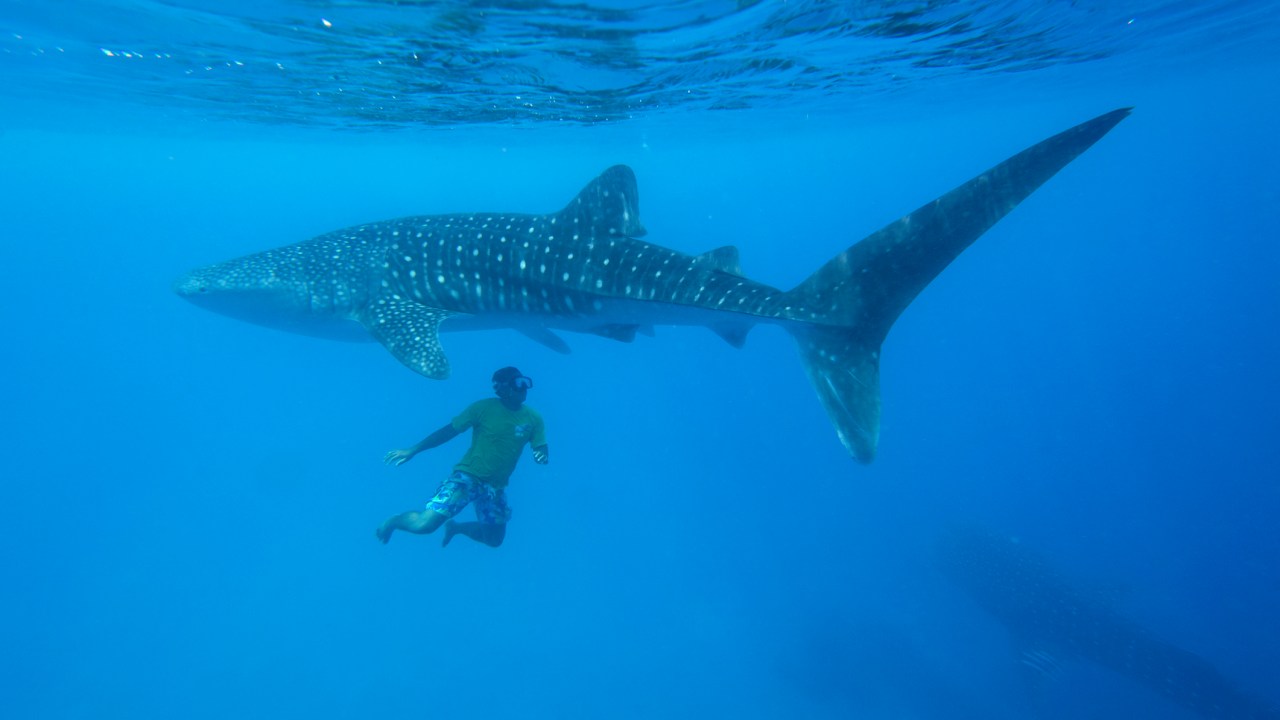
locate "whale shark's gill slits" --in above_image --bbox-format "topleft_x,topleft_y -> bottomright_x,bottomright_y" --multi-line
287,230 -> 385,316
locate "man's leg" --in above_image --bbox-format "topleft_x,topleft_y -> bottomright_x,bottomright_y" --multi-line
376,509 -> 448,544
442,486 -> 511,548
378,475 -> 471,544
442,521 -> 506,548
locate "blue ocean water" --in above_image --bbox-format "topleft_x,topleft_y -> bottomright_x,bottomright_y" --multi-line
2,1 -> 1278,718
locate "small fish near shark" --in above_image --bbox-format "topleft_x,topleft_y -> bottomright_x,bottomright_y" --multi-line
175,108 -> 1131,463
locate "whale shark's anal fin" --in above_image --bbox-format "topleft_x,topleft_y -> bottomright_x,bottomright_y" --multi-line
588,323 -> 643,342
359,293 -> 456,379
789,108 -> 1133,463
710,322 -> 751,348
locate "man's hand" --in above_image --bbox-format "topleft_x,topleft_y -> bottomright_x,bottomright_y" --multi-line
384,449 -> 415,467
532,446 -> 549,465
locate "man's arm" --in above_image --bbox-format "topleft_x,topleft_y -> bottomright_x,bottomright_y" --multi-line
384,423 -> 461,466
530,414 -> 548,464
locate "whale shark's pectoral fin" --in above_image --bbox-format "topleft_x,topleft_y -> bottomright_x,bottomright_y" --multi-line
359,294 -> 456,379
518,327 -> 572,354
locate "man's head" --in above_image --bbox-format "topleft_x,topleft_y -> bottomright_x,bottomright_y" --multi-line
492,366 -> 533,405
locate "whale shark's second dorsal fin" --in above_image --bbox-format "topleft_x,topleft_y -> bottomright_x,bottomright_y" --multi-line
558,165 -> 646,239
693,246 -> 744,276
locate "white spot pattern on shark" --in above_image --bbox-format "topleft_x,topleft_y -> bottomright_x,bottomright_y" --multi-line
175,109 -> 1132,463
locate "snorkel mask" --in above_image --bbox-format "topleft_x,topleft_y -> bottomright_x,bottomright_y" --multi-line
492,366 -> 533,391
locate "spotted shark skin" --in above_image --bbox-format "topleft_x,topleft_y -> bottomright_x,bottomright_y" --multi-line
175,108 -> 1131,462
937,528 -> 1280,719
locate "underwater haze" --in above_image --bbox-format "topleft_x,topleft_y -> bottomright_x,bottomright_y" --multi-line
2,1 -> 1279,718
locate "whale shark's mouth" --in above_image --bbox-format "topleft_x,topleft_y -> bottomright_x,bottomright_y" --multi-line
173,277 -> 369,342
171,273 -> 208,297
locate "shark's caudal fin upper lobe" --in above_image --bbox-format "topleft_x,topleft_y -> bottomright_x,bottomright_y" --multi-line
786,108 -> 1132,462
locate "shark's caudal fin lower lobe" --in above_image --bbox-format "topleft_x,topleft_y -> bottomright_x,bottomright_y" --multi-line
788,108 -> 1132,463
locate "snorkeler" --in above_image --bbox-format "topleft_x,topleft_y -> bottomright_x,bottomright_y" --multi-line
377,366 -> 548,548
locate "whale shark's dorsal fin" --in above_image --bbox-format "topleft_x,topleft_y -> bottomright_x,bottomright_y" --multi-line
558,165 -> 646,238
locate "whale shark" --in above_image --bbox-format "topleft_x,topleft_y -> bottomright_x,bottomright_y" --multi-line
175,108 -> 1130,463
937,527 -> 1280,719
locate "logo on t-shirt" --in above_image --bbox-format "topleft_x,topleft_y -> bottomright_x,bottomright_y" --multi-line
513,424 -> 531,439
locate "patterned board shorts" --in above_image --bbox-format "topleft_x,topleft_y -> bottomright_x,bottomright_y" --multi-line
426,471 -> 512,525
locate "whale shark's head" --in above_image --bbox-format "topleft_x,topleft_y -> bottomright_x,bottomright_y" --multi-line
173,255 -> 368,342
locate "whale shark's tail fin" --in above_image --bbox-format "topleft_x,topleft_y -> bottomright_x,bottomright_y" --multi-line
787,108 -> 1132,463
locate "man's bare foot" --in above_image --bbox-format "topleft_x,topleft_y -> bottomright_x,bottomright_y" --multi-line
442,520 -> 458,548
376,521 -> 394,544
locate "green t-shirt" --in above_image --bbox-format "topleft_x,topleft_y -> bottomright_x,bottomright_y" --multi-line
450,398 -> 546,488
